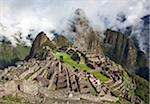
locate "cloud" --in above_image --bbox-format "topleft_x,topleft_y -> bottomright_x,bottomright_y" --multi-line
0,0 -> 149,47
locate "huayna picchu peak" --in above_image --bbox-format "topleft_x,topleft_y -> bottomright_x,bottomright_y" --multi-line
26,31 -> 56,60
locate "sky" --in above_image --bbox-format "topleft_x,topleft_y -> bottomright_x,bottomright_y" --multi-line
0,0 -> 149,46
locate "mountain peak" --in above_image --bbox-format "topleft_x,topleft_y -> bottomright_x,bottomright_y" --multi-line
69,9 -> 104,56
38,31 -> 46,35
26,31 -> 55,60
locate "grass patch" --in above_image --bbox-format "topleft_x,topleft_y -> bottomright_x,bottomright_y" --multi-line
53,52 -> 90,70
123,71 -> 129,85
0,95 -> 30,104
92,71 -> 109,82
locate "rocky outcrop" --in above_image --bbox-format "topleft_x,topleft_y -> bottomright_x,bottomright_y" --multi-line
70,9 -> 103,56
103,29 -> 148,71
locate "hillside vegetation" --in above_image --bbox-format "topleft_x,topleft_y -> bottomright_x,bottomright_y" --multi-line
0,43 -> 30,68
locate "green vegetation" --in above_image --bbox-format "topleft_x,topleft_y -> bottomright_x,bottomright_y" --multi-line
0,43 -> 30,68
123,71 -> 130,85
134,75 -> 149,104
0,95 -> 30,104
53,52 -> 91,70
102,44 -> 149,103
53,52 -> 109,82
92,71 -> 109,82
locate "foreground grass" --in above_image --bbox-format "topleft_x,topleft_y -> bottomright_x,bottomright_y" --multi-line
53,52 -> 109,82
0,95 -> 30,104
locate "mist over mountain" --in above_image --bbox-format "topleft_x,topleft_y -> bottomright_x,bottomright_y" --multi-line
0,1 -> 149,103
131,15 -> 150,57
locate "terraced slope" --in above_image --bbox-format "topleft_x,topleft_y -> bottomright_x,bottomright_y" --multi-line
0,49 -> 138,103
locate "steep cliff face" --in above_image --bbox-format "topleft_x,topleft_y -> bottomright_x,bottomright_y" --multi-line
70,9 -> 103,56
103,29 -> 148,71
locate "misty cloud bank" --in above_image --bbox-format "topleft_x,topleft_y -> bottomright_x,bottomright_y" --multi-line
0,0 -> 149,50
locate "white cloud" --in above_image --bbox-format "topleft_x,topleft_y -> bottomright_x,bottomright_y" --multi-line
0,0 -> 149,46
